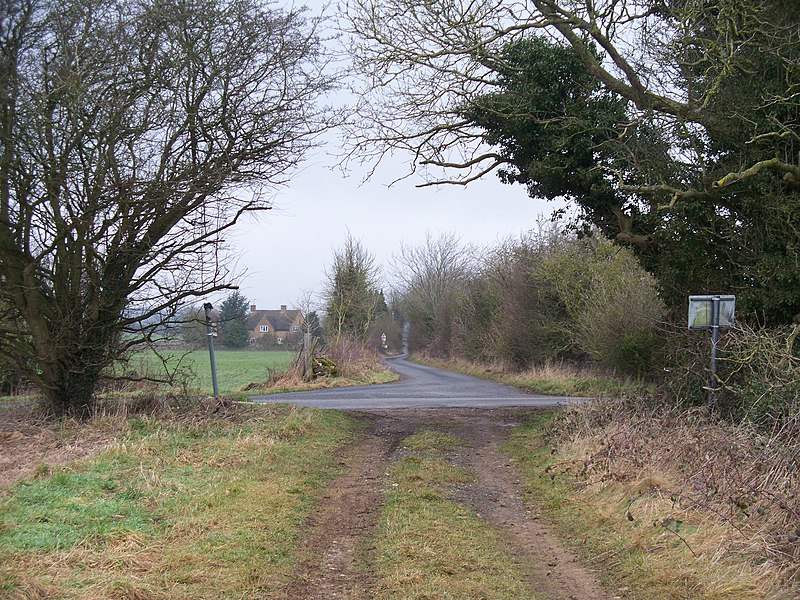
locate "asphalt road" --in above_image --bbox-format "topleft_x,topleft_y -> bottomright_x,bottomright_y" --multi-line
250,356 -> 590,410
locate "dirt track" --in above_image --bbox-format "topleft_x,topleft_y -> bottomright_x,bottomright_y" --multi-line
283,407 -> 609,600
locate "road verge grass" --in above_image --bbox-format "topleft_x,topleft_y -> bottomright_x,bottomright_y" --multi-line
502,409 -> 793,600
412,355 -> 648,397
241,367 -> 398,396
372,429 -> 536,599
0,403 -> 360,598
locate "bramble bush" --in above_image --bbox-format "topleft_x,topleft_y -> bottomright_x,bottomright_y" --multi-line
716,324 -> 800,425
657,320 -> 800,426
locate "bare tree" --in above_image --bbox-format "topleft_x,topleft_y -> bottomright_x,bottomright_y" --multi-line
294,289 -> 324,339
391,232 -> 474,353
341,0 -> 799,189
0,0 -> 336,416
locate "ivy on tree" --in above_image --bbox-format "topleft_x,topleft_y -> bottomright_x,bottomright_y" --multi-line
343,0 -> 800,324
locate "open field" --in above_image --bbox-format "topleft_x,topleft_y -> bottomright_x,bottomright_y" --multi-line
125,348 -> 297,394
1,348 -> 397,407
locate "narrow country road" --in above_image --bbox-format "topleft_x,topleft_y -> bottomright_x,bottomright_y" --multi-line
251,355 -> 590,409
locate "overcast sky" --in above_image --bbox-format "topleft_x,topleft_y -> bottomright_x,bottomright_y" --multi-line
228,1 -> 556,312
231,148 -> 554,311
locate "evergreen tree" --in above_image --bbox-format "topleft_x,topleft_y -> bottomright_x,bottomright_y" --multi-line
219,291 -> 250,348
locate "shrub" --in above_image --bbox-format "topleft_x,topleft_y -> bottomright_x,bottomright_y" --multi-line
658,321 -> 800,426
253,334 -> 283,350
570,242 -> 666,377
536,235 -> 666,376
323,338 -> 384,379
397,225 -> 666,377
481,232 -> 576,368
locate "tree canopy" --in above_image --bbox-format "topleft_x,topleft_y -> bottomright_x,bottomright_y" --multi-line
0,0 -> 334,416
323,234 -> 385,342
342,0 -> 800,323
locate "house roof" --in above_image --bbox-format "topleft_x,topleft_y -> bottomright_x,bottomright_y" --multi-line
246,308 -> 302,332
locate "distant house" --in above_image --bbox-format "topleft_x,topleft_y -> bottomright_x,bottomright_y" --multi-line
246,304 -> 303,344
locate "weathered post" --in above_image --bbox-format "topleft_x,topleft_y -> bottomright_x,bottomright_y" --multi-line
303,332 -> 313,382
709,296 -> 721,408
203,302 -> 219,397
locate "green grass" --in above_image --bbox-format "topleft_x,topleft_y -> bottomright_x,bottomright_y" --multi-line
4,348 -> 397,404
0,469 -> 152,551
0,405 -> 359,598
124,348 -> 296,394
373,429 -> 536,599
122,349 -> 399,396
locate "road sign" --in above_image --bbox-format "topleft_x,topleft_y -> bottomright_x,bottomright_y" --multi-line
688,294 -> 735,408
688,295 -> 735,330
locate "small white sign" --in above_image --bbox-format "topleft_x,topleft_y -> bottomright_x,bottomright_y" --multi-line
688,295 -> 735,330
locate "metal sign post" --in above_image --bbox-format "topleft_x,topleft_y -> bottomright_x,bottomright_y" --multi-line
688,295 -> 735,408
203,302 -> 219,398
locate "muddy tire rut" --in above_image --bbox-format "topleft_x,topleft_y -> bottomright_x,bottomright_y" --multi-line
283,407 -> 608,600
279,417 -> 410,600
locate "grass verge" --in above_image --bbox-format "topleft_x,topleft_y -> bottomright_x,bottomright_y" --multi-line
502,409 -> 792,600
413,355 -> 649,397
372,429 -> 536,599
241,367 -> 398,396
0,403 -> 359,599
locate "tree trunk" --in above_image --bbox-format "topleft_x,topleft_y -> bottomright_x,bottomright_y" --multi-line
38,327 -> 114,420
43,362 -> 101,419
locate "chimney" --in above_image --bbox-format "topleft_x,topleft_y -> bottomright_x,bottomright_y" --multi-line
280,304 -> 287,311
250,304 -> 257,312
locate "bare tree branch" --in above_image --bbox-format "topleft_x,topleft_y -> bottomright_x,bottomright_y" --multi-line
0,0 -> 337,416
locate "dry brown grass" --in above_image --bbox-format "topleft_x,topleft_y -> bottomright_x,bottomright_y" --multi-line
414,355 -> 646,397
547,398 -> 800,597
0,396 -> 259,491
322,338 -> 385,378
246,338 -> 395,393
0,406 -> 124,490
